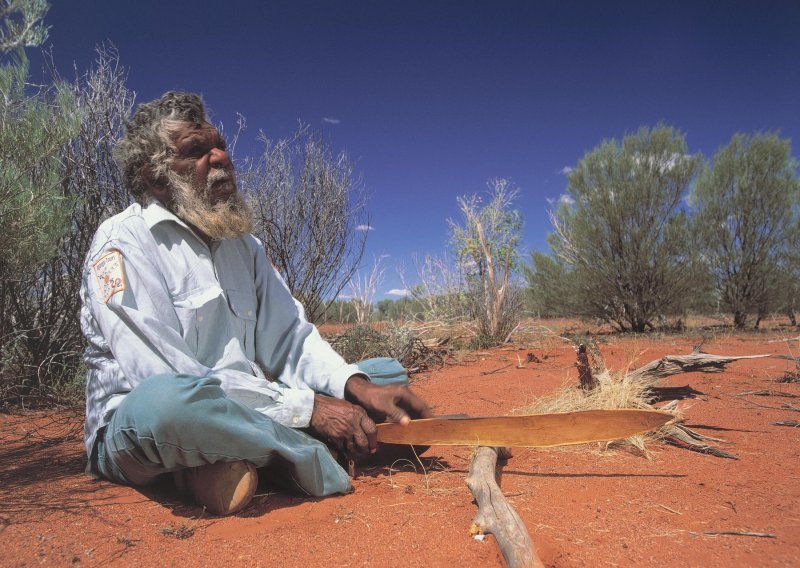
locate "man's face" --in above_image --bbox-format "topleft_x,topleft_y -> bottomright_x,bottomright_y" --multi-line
168,121 -> 237,204
160,121 -> 253,240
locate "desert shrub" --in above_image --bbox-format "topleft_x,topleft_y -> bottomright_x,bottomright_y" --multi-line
329,323 -> 441,373
0,46 -> 134,407
242,124 -> 368,323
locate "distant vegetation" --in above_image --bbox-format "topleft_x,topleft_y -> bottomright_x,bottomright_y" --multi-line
526,128 -> 799,332
1,2 -> 798,409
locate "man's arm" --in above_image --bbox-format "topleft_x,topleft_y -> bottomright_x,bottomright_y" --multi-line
250,242 -> 363,399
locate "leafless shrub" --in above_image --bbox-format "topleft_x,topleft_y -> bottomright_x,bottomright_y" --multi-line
408,254 -> 472,325
346,257 -> 385,324
242,124 -> 369,323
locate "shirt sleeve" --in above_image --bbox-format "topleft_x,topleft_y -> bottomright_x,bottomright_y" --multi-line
251,240 -> 363,402
83,226 -> 320,428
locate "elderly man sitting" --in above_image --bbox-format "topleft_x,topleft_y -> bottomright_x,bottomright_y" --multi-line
81,91 -> 430,515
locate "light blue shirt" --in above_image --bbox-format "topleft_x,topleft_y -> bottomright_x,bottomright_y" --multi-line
80,201 -> 360,457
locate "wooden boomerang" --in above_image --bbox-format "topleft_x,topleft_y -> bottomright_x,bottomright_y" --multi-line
375,409 -> 672,448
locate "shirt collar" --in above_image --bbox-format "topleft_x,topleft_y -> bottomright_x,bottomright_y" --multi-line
141,199 -> 217,249
142,200 -> 190,230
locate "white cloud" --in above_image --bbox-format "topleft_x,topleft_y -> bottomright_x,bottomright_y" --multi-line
558,194 -> 575,205
355,224 -> 374,232
322,117 -> 341,124
559,166 -> 574,175
386,288 -> 411,297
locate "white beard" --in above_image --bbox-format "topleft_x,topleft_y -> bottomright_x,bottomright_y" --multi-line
166,168 -> 253,240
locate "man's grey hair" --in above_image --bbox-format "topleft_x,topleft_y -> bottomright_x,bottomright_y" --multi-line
115,91 -> 208,203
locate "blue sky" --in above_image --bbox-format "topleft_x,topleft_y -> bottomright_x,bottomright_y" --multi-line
30,1 -> 800,299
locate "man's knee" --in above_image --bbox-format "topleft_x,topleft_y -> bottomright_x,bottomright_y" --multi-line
118,373 -> 225,434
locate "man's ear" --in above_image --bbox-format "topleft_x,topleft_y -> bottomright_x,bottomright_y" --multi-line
141,166 -> 171,204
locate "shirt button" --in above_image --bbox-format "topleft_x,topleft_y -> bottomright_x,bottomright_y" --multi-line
292,416 -> 299,425
247,310 -> 253,316
197,315 -> 204,322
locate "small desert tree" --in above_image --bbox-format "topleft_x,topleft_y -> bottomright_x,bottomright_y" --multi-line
0,0 -> 84,404
242,125 -> 369,323
449,178 -> 523,345
781,249 -> 800,326
0,0 -> 48,52
549,125 -> 702,332
690,133 -> 799,329
1,46 -> 134,405
0,0 -> 78,281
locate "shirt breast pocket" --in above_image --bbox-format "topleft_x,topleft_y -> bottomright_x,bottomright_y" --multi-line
226,289 -> 258,356
173,286 -> 223,353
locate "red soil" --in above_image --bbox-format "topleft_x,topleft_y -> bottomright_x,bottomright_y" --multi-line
2,327 -> 799,567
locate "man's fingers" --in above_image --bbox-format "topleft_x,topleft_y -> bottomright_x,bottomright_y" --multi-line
384,398 -> 410,424
395,388 -> 433,420
361,415 -> 378,453
351,428 -> 370,455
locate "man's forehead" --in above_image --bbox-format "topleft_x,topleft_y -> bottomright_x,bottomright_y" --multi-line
170,121 -> 221,142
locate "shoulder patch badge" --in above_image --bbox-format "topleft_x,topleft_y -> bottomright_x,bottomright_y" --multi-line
92,250 -> 127,303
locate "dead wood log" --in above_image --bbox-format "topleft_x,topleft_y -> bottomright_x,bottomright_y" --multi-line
661,423 -> 738,459
465,447 -> 543,568
626,353 -> 770,384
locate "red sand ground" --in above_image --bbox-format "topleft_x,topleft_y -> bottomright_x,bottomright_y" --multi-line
2,327 -> 799,567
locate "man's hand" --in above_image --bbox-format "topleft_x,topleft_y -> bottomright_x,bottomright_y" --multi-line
344,375 -> 432,426
309,395 -> 378,457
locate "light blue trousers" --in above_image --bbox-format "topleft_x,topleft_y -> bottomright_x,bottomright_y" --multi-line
91,358 -> 408,498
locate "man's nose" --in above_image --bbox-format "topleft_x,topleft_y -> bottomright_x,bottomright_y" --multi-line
209,147 -> 232,169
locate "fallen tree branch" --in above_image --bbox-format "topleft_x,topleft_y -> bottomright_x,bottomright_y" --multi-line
465,447 -> 542,568
627,354 -> 770,384
734,390 -> 799,398
481,364 -> 512,376
662,423 -> 738,459
694,530 -> 776,538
